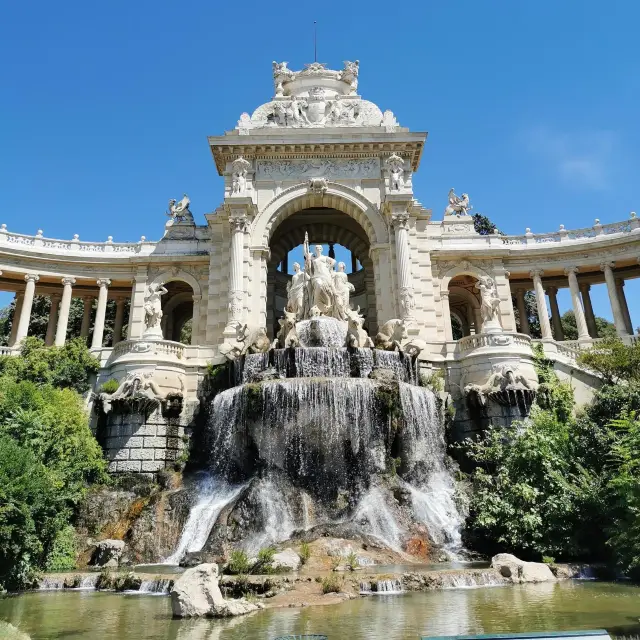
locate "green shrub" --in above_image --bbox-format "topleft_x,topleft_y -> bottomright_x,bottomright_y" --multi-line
253,546 -> 276,573
345,551 -> 358,571
99,379 -> 120,394
542,555 -> 555,565
45,525 -> 77,572
321,575 -> 342,594
299,542 -> 311,565
227,550 -> 251,575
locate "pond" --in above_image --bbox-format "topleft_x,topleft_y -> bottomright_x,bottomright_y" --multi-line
1,581 -> 640,640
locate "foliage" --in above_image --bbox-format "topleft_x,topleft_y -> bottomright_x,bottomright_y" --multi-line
321,574 -> 343,594
99,379 -> 120,394
578,337 -> 640,383
560,310 -> 616,341
345,550 -> 358,571
253,546 -> 276,573
532,343 -> 575,422
0,337 -> 99,394
299,542 -> 311,565
44,525 -> 77,572
0,343 -> 106,589
227,550 -> 251,575
473,213 -> 500,236
420,368 -> 445,393
179,319 -> 192,345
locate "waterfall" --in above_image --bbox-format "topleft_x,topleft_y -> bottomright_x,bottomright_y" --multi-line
38,576 -> 66,590
399,383 -> 464,555
164,474 -> 245,565
440,571 -> 505,589
354,487 -> 404,551
243,476 -> 296,555
138,578 -> 172,594
360,579 -> 404,595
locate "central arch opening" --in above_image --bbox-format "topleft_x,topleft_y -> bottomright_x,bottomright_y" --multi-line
267,207 -> 377,337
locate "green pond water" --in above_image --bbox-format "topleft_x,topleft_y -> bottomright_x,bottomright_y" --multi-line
2,581 -> 640,640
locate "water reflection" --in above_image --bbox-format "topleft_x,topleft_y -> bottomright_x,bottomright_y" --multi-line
1,581 -> 640,640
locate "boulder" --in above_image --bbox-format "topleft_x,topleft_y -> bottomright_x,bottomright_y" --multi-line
170,563 -> 263,618
272,548 -> 301,572
491,553 -> 555,583
90,539 -> 125,568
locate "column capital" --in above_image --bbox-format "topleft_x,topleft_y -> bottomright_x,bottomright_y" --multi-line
24,273 -> 39,283
529,269 -> 544,279
564,266 -> 579,276
96,278 -> 111,288
390,210 -> 410,229
61,276 -> 76,286
600,261 -> 615,272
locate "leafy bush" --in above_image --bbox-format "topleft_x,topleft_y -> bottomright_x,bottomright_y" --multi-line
578,338 -> 640,384
99,379 -> 120,394
345,551 -> 358,571
45,525 -> 77,572
299,542 -> 311,565
227,550 -> 251,575
321,575 -> 342,594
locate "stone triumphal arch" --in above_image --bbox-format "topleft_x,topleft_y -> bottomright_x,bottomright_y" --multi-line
1,58 -> 639,473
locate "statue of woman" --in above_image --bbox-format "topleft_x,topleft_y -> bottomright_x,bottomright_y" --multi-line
285,262 -> 308,320
332,262 -> 355,319
143,282 -> 168,335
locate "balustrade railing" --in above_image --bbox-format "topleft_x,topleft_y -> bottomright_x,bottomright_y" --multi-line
456,332 -> 532,355
110,339 -> 185,361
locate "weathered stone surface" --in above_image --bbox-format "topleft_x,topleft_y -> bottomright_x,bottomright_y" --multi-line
491,553 -> 555,583
170,563 -> 263,618
90,539 -> 125,568
272,548 -> 301,571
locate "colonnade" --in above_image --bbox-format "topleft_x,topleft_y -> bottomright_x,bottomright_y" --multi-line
513,262 -> 636,341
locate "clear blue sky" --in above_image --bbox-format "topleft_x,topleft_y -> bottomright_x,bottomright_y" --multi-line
1,1 -> 639,326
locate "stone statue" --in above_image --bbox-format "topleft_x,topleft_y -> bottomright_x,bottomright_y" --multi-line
231,157 -> 251,195
219,324 -> 271,360
345,306 -> 373,348
476,276 -> 501,330
166,194 -> 194,224
272,61 -> 293,96
99,371 -> 167,414
332,262 -> 355,319
385,154 -> 405,191
275,310 -> 299,349
444,189 -> 473,217
285,262 -> 308,320
340,60 -> 360,94
143,282 -> 168,337
464,363 -> 538,408
374,318 -> 408,351
303,233 -> 337,317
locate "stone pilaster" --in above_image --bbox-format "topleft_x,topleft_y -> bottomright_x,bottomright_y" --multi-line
45,294 -> 61,346
55,277 -> 75,346
579,283 -> 598,338
565,268 -> 590,341
515,288 -> 530,336
386,198 -> 415,324
91,279 -> 111,349
601,262 -> 629,337
546,286 -> 564,341
15,274 -> 39,344
530,270 -> 552,339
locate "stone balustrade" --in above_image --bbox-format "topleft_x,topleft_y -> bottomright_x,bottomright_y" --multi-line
110,339 -> 186,362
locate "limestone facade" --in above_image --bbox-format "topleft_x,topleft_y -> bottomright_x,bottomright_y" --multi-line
2,60 -> 639,469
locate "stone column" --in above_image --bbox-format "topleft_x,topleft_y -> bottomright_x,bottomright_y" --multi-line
45,294 -> 61,346
112,297 -> 126,345
565,268 -> 590,341
466,303 -> 476,334
441,291 -> 453,341
601,262 -> 629,337
80,296 -> 93,340
9,292 -> 24,347
351,253 -> 358,273
191,294 -> 202,345
616,279 -> 634,335
91,279 -> 111,349
15,274 -> 39,344
127,269 -> 148,340
390,209 -> 415,322
54,277 -> 75,346
514,288 -> 530,335
530,270 -> 552,339
225,211 -> 248,334
546,286 -> 565,341
473,307 -> 483,336
580,283 -> 598,338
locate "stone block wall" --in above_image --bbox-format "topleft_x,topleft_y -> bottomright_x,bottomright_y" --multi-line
100,400 -> 199,476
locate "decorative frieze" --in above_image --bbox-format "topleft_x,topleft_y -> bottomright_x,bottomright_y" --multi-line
256,158 -> 380,180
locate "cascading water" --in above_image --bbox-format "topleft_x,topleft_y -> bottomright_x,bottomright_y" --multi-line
166,321 -> 465,561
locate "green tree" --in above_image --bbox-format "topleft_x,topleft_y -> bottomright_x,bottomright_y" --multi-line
560,310 -> 617,341
578,337 -> 640,383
